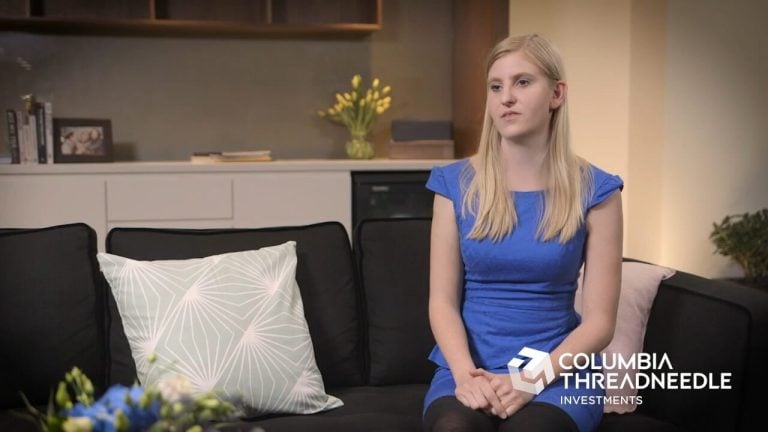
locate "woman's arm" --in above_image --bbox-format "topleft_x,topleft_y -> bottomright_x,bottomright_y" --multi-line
549,190 -> 623,371
429,194 -> 504,414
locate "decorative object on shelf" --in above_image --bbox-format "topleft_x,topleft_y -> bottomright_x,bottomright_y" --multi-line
190,150 -> 272,163
389,119 -> 454,159
52,118 -> 114,163
21,364 -> 237,432
318,74 -> 391,159
710,208 -> 768,289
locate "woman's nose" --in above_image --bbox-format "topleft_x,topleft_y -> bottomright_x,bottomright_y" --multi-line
501,87 -> 516,105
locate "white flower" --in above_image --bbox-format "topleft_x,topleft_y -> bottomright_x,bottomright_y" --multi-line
62,417 -> 93,432
155,373 -> 195,402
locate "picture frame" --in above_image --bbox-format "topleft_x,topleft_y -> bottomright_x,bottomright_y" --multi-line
53,118 -> 113,163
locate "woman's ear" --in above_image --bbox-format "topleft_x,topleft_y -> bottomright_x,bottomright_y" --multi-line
550,81 -> 567,110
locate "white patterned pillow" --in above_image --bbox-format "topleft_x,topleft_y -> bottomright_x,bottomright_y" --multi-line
97,241 -> 343,416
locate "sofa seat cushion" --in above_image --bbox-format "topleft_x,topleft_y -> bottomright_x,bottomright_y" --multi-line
224,384 -> 428,432
598,412 -> 682,431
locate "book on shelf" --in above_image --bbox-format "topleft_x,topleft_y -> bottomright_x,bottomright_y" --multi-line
5,110 -> 20,164
43,102 -> 54,164
190,150 -> 272,163
34,103 -> 47,163
20,110 -> 38,164
5,99 -> 54,164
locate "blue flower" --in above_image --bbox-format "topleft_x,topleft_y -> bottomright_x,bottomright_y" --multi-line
68,385 -> 160,432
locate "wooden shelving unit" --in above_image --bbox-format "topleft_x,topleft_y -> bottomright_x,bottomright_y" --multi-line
0,0 -> 382,37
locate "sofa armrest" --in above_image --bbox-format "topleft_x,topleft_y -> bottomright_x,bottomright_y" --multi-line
637,270 -> 768,432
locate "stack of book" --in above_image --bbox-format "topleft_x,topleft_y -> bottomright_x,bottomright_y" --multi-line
190,150 -> 272,163
389,119 -> 454,159
5,96 -> 54,164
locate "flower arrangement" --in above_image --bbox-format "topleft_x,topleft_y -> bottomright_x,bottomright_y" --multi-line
22,364 -> 237,432
317,74 -> 392,159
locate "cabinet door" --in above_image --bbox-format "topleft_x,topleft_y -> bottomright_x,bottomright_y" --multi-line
233,172 -> 350,233
106,174 -> 233,223
0,176 -> 107,247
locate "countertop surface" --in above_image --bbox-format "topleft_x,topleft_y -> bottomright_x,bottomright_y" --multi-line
0,158 -> 458,175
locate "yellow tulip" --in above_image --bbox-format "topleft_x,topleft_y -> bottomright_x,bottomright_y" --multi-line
352,75 -> 361,89
335,93 -> 345,104
344,93 -> 352,101
366,93 -> 372,103
382,86 -> 391,95
329,108 -> 337,115
317,110 -> 326,117
373,91 -> 380,100
360,99 -> 366,107
373,78 -> 380,88
351,92 -> 357,101
376,106 -> 386,114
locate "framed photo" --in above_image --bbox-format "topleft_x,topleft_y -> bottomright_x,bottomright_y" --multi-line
53,118 -> 113,163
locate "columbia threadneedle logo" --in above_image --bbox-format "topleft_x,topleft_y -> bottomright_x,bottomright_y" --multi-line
507,347 -> 555,394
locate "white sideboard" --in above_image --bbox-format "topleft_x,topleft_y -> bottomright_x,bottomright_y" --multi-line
0,159 -> 450,250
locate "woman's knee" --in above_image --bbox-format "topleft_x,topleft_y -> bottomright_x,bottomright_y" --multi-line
423,396 -> 497,432
497,402 -> 579,432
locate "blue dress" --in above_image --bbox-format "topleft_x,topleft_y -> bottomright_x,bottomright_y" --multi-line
423,159 -> 624,432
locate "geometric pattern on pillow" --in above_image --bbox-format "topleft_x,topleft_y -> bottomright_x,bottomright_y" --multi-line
97,241 -> 343,415
575,261 -> 675,414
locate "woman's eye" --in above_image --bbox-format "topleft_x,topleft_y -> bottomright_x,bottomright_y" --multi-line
516,79 -> 530,87
489,84 -> 502,92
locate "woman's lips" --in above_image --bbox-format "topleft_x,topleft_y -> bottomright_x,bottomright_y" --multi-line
501,111 -> 521,119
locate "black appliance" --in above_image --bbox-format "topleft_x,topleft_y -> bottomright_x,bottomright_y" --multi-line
351,171 -> 433,230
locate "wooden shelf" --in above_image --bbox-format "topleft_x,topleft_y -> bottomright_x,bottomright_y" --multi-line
0,0 -> 382,38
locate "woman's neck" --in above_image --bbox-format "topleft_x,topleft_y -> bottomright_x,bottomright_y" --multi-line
499,136 -> 549,191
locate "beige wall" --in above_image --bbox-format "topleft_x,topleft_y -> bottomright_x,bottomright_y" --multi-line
510,0 -> 768,278
663,0 -> 768,278
508,0 -> 633,253
628,0 -> 666,265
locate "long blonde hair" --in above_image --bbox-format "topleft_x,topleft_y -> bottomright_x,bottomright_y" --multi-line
461,33 -> 593,243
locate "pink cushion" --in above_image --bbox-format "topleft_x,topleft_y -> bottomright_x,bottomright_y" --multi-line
574,261 -> 675,413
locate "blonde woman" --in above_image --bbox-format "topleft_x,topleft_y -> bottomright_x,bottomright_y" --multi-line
423,33 -> 623,432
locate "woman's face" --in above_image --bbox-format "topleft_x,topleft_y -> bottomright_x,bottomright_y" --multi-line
486,51 -> 564,144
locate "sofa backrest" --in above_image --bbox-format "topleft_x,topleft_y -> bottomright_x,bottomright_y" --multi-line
0,224 -> 108,409
355,218 -> 436,385
105,222 -> 365,388
640,271 -> 753,431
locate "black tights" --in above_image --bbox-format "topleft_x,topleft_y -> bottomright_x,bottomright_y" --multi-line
423,396 -> 579,432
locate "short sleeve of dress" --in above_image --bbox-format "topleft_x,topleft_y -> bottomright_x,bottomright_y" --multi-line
426,165 -> 452,201
589,165 -> 624,210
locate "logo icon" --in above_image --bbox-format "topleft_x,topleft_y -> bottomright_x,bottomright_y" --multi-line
507,347 -> 555,394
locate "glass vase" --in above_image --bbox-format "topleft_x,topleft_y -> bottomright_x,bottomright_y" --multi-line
346,130 -> 375,160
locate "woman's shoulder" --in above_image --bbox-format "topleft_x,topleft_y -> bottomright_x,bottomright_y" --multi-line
583,161 -> 624,208
585,163 -> 622,185
432,158 -> 471,175
426,158 -> 472,200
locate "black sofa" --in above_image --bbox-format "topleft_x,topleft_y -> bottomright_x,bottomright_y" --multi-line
1,220 -> 767,432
